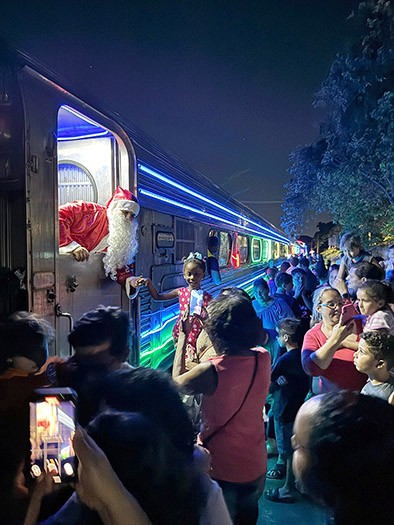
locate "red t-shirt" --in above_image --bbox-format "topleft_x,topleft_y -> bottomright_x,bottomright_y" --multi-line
302,323 -> 367,392
200,349 -> 271,483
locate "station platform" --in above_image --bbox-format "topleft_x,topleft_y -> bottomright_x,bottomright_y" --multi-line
257,456 -> 328,524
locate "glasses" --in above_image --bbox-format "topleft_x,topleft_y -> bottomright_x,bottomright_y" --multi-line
320,301 -> 344,310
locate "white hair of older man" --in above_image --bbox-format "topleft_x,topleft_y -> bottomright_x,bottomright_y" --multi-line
103,205 -> 139,279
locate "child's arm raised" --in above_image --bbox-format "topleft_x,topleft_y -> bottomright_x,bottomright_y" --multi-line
144,278 -> 179,301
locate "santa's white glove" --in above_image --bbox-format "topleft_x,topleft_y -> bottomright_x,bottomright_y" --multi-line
125,277 -> 140,300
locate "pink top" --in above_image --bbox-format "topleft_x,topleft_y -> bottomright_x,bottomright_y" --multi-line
200,349 -> 270,483
302,322 -> 367,392
364,308 -> 394,335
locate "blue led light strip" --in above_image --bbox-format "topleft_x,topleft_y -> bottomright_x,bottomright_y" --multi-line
139,189 -> 288,243
138,163 -> 289,244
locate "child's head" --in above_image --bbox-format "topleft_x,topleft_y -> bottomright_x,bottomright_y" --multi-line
354,331 -> 394,375
340,232 -> 362,258
277,318 -> 303,348
266,267 -> 278,280
182,253 -> 206,290
253,278 -> 270,305
275,271 -> 293,292
328,264 -> 339,288
292,267 -> 306,288
356,279 -> 394,316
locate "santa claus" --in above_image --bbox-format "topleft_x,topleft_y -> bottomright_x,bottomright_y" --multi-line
59,187 -> 140,297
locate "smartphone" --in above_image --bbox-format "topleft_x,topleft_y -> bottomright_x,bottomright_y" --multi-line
341,303 -> 359,324
30,388 -> 78,483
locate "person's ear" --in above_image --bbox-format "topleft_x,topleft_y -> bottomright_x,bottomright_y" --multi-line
376,359 -> 386,370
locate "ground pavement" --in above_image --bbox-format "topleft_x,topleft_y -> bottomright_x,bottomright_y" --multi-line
257,456 -> 327,525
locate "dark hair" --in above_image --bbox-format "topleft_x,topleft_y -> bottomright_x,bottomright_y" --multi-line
182,254 -> 206,273
277,318 -> 303,346
298,257 -> 310,269
217,286 -> 251,301
204,294 -> 263,354
352,261 -> 384,281
253,278 -> 269,292
329,264 -> 340,275
357,279 -> 394,305
314,257 -> 327,280
290,255 -> 299,266
280,261 -> 290,272
0,314 -> 52,373
360,331 -> 394,369
68,306 -> 130,358
302,392 -> 394,525
340,232 -> 362,251
291,267 -> 306,278
275,271 -> 293,288
87,411 -> 203,525
266,267 -> 278,277
102,367 -> 194,456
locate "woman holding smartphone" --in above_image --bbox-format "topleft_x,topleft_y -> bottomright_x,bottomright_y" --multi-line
301,286 -> 367,393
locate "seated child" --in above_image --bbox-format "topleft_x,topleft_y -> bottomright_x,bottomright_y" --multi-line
353,331 -> 394,404
356,280 -> 394,334
265,318 -> 310,503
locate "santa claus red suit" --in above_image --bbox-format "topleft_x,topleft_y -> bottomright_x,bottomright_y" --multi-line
59,187 -> 140,297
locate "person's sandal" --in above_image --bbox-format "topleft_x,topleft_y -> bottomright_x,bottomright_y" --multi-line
265,488 -> 295,503
266,463 -> 286,480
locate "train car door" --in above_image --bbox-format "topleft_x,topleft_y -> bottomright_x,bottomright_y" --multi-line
19,66 -> 137,357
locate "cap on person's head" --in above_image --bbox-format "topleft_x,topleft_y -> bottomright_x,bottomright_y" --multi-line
106,187 -> 140,217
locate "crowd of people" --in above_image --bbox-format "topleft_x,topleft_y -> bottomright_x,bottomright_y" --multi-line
1,232 -> 394,524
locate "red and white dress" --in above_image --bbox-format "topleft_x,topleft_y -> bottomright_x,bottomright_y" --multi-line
172,287 -> 212,373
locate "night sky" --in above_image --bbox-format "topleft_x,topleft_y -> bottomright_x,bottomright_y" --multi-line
2,0 -> 362,234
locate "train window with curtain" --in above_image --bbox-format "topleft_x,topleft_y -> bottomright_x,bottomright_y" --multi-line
236,235 -> 249,264
175,219 -> 195,261
219,232 -> 231,267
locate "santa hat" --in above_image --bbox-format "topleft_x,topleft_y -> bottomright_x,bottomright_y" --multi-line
106,187 -> 140,217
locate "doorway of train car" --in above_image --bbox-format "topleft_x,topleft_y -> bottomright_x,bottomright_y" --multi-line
56,105 -> 135,357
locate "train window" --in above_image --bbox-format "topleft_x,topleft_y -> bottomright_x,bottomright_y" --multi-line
58,161 -> 98,205
272,242 -> 280,260
251,237 -> 262,263
262,240 -> 271,262
236,235 -> 249,264
175,219 -> 195,261
219,232 -> 231,267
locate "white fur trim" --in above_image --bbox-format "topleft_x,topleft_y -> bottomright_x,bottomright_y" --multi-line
59,241 -> 81,254
109,200 -> 140,217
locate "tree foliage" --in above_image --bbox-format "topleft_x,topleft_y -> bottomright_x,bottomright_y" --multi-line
282,0 -> 394,242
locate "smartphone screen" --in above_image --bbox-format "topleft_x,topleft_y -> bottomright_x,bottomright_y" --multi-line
30,388 -> 77,483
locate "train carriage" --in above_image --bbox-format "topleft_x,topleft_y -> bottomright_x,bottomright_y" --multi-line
0,46 -> 290,368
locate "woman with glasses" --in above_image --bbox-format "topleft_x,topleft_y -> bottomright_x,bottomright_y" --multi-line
301,286 -> 367,392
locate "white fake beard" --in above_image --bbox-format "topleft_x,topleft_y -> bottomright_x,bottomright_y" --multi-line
103,209 -> 139,280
